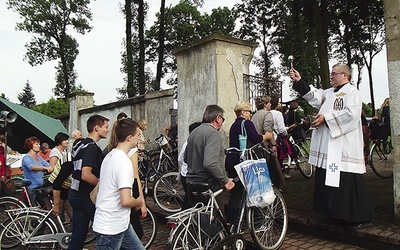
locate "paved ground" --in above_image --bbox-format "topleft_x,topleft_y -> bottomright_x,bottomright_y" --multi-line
283,164 -> 400,249
84,163 -> 400,249
146,164 -> 400,249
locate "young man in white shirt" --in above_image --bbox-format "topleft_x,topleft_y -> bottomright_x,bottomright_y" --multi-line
93,118 -> 144,249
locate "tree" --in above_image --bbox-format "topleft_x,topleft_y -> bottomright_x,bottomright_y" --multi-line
119,0 -> 154,99
32,98 -> 69,117
147,2 -> 236,87
329,0 -> 385,112
354,0 -> 385,113
125,0 -> 135,97
155,0 -> 166,91
236,0 -> 280,78
18,80 -> 36,108
7,0 -> 92,99
137,0 -> 146,95
153,0 -> 205,90
203,7 -> 238,37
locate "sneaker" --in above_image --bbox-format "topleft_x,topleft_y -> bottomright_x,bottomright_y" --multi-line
284,173 -> 291,179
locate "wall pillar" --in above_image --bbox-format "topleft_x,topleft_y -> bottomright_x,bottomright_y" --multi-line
174,34 -> 256,148
383,0 -> 400,222
68,92 -> 94,135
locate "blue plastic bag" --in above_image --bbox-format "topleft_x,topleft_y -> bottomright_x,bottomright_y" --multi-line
234,158 -> 275,207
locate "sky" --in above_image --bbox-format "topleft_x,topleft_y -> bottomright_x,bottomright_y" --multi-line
0,1 -> 389,107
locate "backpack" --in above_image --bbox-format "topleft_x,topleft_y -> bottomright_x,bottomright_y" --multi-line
48,152 -> 72,189
369,119 -> 388,140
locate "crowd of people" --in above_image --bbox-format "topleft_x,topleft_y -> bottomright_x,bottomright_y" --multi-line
1,63 -> 388,248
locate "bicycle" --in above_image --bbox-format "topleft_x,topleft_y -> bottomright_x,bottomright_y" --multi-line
139,146 -> 184,213
166,144 -> 288,250
0,180 -> 34,224
0,186 -> 71,249
147,134 -> 179,173
368,137 -> 393,179
281,134 -> 313,179
0,178 -> 97,246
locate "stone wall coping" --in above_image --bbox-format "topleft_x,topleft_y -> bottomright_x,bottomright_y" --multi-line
172,34 -> 257,56
77,88 -> 174,115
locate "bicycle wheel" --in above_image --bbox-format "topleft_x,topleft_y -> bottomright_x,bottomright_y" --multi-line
0,211 -> 58,249
248,187 -> 288,250
153,172 -> 184,213
169,213 -> 226,250
294,143 -> 313,179
0,196 -> 27,223
141,207 -> 157,249
369,140 -> 394,178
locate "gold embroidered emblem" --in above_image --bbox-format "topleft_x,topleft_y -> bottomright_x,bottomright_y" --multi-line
336,92 -> 346,97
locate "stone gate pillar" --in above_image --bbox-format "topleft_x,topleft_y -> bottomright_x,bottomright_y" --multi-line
68,92 -> 94,134
174,34 -> 257,149
383,0 -> 400,222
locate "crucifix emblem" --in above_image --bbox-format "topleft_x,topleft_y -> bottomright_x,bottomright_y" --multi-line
329,163 -> 338,172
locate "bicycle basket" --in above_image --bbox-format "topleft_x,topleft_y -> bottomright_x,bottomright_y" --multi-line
369,119 -> 388,140
155,135 -> 169,146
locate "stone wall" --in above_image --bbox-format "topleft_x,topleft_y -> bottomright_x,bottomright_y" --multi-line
68,89 -> 174,150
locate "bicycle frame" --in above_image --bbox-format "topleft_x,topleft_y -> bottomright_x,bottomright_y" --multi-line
167,144 -> 288,249
3,207 -> 71,249
166,188 -> 228,244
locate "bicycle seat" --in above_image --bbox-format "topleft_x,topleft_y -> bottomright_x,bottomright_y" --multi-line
189,182 -> 211,195
36,186 -> 53,196
14,180 -> 32,188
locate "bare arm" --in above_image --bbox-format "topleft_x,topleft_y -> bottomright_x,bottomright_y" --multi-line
120,188 -> 143,208
162,126 -> 171,140
48,156 -> 59,173
52,190 -> 61,216
81,167 -> 98,186
31,165 -> 49,172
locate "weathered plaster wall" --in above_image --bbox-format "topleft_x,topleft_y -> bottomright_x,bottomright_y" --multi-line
384,0 -> 400,221
70,89 -> 174,150
175,34 -> 256,150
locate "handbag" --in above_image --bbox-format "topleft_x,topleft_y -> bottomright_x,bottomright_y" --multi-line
276,134 -> 293,160
234,157 -> 276,207
90,182 -> 99,204
239,120 -> 247,151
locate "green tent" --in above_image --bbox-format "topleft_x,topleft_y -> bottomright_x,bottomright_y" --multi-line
0,97 -> 69,153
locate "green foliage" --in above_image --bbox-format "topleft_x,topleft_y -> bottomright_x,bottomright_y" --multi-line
328,0 -> 385,112
7,0 -> 92,99
32,98 -> 69,117
146,2 -> 237,87
17,80 -> 36,108
235,0 -> 281,78
362,102 -> 373,117
119,0 -> 154,99
203,7 -> 238,36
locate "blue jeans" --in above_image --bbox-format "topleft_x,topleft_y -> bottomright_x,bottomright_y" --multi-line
96,224 -> 145,250
26,187 -> 46,208
68,190 -> 95,250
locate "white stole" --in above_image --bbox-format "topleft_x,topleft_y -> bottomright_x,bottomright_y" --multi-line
325,135 -> 343,187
